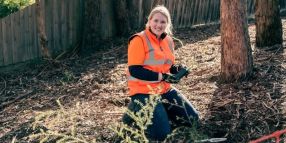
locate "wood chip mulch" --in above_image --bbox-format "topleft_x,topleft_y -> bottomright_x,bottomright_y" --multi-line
0,21 -> 286,142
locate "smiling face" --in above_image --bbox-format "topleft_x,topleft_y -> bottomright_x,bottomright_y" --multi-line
148,12 -> 168,37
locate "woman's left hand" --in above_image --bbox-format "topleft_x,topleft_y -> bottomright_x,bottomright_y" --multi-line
171,64 -> 189,77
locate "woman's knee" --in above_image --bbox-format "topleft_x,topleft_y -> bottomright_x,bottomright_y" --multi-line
147,102 -> 171,141
122,94 -> 171,141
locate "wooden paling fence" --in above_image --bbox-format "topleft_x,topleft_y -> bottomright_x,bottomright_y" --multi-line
0,0 -> 83,67
1,0 -> 286,67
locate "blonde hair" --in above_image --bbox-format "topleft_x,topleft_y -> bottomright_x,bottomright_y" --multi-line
146,5 -> 173,36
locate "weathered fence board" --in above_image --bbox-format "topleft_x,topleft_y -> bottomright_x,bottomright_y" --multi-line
68,0 -> 74,49
0,19 -> 3,65
60,0 -> 67,51
2,18 -> 6,65
53,0 -> 59,53
12,12 -> 19,63
100,0 -> 116,40
22,7 -> 26,61
44,0 -> 52,55
19,8 -> 24,62
3,16 -> 13,65
29,5 -> 38,60
193,0 -> 199,25
32,5 -> 39,59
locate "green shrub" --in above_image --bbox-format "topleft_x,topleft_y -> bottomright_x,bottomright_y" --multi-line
29,94 -> 206,143
61,70 -> 75,82
110,95 -> 161,143
30,100 -> 96,143
110,94 -> 207,143
0,0 -> 34,18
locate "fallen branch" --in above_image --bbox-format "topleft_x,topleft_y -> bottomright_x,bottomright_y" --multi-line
0,90 -> 34,111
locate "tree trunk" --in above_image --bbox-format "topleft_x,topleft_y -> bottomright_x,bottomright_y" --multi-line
113,0 -> 143,36
81,0 -> 101,50
220,0 -> 253,81
127,0 -> 141,30
113,0 -> 130,36
255,0 -> 283,48
35,0 -> 50,58
142,0 -> 152,26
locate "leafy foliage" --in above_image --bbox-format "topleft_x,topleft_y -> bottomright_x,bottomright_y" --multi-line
110,95 -> 160,143
61,70 -> 75,83
110,94 -> 207,143
0,0 -> 34,18
30,100 -> 96,143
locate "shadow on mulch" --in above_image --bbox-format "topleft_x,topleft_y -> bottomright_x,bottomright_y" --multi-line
174,24 -> 220,49
0,120 -> 48,143
203,48 -> 286,142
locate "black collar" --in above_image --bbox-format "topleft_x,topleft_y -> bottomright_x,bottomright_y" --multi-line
149,28 -> 167,40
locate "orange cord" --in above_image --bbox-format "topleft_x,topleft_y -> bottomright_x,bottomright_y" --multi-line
249,129 -> 286,143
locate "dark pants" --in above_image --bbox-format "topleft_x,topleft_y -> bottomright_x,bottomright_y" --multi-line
122,88 -> 199,141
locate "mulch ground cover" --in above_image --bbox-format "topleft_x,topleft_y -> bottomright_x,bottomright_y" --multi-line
0,20 -> 286,143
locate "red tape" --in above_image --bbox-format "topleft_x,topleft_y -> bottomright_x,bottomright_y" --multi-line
249,129 -> 286,143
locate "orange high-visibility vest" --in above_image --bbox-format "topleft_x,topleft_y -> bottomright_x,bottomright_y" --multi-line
127,29 -> 175,95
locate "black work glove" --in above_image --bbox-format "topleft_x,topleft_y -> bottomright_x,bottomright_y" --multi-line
170,64 -> 182,74
162,73 -> 180,84
170,64 -> 189,77
170,64 -> 187,74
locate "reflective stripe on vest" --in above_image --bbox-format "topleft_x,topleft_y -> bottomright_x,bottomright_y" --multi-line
128,31 -> 173,82
128,76 -> 159,83
143,31 -> 173,65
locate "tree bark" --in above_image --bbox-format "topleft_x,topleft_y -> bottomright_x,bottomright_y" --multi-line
255,0 -> 283,48
35,0 -> 50,58
127,0 -> 141,30
113,0 -> 130,36
113,0 -> 143,36
142,0 -> 152,26
220,0 -> 253,81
